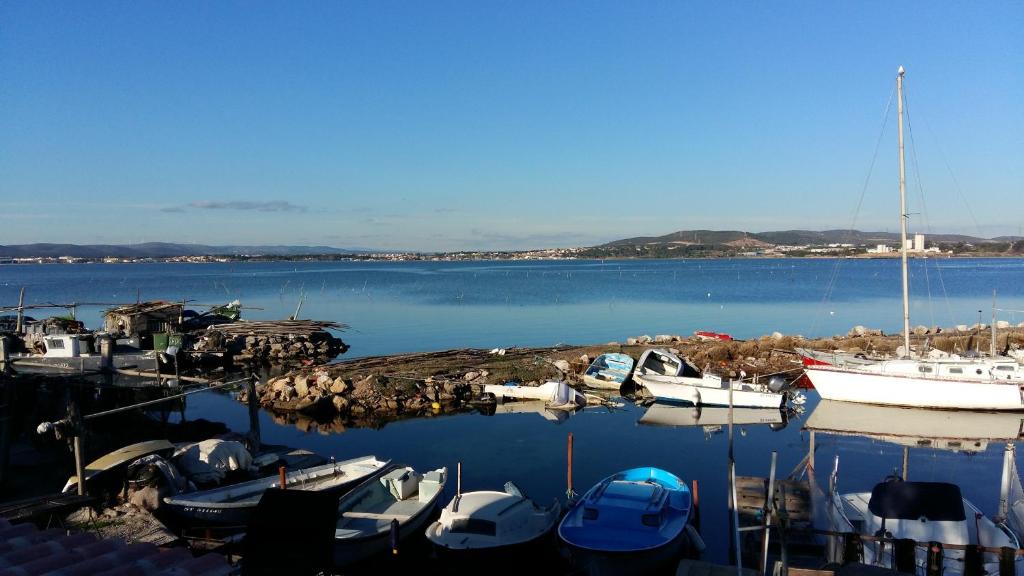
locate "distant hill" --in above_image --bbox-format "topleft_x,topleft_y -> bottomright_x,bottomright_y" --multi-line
0,243 -> 377,258
598,229 -> 1011,248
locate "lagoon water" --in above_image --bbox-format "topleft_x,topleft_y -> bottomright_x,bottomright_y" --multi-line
3,257 -> 1023,567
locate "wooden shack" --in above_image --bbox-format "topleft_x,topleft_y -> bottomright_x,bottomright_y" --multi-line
103,301 -> 183,337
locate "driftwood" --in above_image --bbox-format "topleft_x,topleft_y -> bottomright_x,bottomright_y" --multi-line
205,320 -> 347,336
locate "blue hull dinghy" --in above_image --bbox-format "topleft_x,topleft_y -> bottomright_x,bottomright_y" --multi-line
559,467 -> 693,575
582,353 -> 635,391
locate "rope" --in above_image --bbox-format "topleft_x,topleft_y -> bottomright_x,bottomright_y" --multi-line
809,84 -> 896,338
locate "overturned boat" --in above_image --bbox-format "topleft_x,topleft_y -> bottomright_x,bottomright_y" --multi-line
483,381 -> 586,410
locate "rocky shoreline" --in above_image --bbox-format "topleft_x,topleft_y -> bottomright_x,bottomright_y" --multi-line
238,326 -> 1024,433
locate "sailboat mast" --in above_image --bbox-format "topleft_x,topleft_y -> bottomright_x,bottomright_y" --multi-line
897,66 -> 911,357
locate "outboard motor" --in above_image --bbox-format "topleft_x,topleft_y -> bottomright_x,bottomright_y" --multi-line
768,375 -> 788,393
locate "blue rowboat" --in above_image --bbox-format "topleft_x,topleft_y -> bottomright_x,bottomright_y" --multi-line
582,353 -> 635,390
559,467 -> 693,574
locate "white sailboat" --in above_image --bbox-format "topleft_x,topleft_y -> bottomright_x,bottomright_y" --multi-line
804,67 -> 1024,411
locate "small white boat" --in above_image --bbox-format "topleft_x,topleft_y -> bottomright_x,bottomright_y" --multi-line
425,482 -> 560,552
582,353 -> 635,390
636,373 -> 786,409
832,477 -> 1020,576
634,349 -> 701,379
334,464 -> 448,567
163,455 -> 388,525
483,381 -> 585,410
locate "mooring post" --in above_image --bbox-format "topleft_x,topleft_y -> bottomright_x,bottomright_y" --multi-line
247,373 -> 261,453
69,401 -> 86,496
566,432 -> 574,502
0,336 -> 9,374
390,518 -> 400,555
457,461 -> 462,497
762,451 -> 778,576
279,466 -> 287,489
691,479 -> 701,532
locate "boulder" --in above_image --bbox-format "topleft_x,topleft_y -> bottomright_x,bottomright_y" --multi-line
578,354 -> 590,365
849,325 -> 867,336
330,377 -> 348,394
332,395 -> 349,413
553,359 -> 571,372
625,338 -> 638,346
293,374 -> 309,398
279,385 -> 296,401
996,320 -> 1011,329
637,335 -> 653,344
913,325 -> 929,336
956,324 -> 970,333
654,335 -> 673,343
464,371 -> 480,382
770,332 -> 784,341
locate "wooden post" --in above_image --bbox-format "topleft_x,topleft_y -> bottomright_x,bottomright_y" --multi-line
0,336 -> 8,374
762,451 -> 778,576
691,479 -> 701,531
457,461 -> 462,496
567,432 -> 574,502
154,356 -> 162,387
902,446 -> 909,480
15,288 -> 25,335
69,402 -> 86,496
808,430 -> 816,472
247,374 -> 261,453
279,466 -> 287,489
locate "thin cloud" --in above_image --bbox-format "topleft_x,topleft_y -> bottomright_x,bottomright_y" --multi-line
160,206 -> 186,213
188,201 -> 306,212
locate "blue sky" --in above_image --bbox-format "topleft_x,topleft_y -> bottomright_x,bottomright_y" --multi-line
2,1 -> 1021,250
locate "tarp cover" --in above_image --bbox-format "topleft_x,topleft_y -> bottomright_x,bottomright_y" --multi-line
173,439 -> 253,484
868,480 -> 965,521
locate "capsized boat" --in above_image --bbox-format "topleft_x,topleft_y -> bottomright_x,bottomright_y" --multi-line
582,353 -> 635,390
62,439 -> 174,494
425,481 -> 560,552
163,455 -> 388,526
832,477 -> 1020,576
483,381 -> 585,410
559,467 -> 693,575
334,464 -> 448,567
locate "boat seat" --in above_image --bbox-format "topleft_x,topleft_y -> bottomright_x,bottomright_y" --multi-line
340,511 -> 413,521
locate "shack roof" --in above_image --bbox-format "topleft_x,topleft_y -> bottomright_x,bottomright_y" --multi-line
104,301 -> 183,317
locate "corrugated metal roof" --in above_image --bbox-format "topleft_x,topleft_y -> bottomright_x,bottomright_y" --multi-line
0,517 -> 236,575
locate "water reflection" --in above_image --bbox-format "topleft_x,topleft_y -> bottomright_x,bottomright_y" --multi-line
638,402 -> 786,430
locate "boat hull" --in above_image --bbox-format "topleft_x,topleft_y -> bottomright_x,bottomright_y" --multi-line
637,376 -> 784,408
806,367 -> 1024,410
562,532 -> 686,576
333,500 -> 439,567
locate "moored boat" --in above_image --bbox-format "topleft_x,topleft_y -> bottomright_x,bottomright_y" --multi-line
163,455 -> 388,526
334,464 -> 448,567
636,372 -> 786,409
425,481 -> 560,553
559,467 -> 693,575
582,353 -> 635,390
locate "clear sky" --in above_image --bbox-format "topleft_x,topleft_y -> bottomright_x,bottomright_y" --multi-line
2,1 -> 1021,251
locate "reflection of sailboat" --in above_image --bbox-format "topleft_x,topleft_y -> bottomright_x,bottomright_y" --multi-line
805,400 -> 1024,453
639,402 -> 784,429
805,400 -> 1024,575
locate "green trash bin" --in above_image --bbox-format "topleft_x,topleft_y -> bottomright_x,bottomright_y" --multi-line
152,332 -> 169,352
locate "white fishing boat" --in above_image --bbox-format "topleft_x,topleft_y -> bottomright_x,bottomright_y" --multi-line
163,455 -> 388,526
582,353 -> 635,390
831,477 -> 1019,576
483,381 -> 585,410
636,373 -> 786,409
425,481 -> 560,552
334,464 -> 447,567
633,349 -> 700,379
804,67 -> 1024,411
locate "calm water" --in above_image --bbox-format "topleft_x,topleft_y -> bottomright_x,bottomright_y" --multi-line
3,258 -> 1022,565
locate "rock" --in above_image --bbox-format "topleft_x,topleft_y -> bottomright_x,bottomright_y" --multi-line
607,341 -> 619,346
996,320 -> 1011,329
294,396 -> 318,412
293,375 -> 309,397
913,325 -> 929,336
464,371 -> 480,381
771,331 -> 784,340
352,375 -> 378,398
578,354 -> 590,365
332,395 -> 349,413
316,372 -> 333,387
279,385 -> 295,401
330,377 -> 348,394
637,335 -> 653,344
1018,322 -> 1024,328
129,486 -> 162,511
849,325 -> 867,336
956,324 -> 970,333
553,359 -> 571,372
669,348 -> 681,355
625,338 -> 638,346
654,335 -> 673,343
270,343 -> 284,352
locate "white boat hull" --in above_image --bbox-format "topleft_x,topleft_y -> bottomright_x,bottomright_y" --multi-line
806,367 -> 1024,410
636,375 -> 784,409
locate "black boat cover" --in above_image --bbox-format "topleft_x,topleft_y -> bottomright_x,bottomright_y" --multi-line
867,480 -> 965,521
